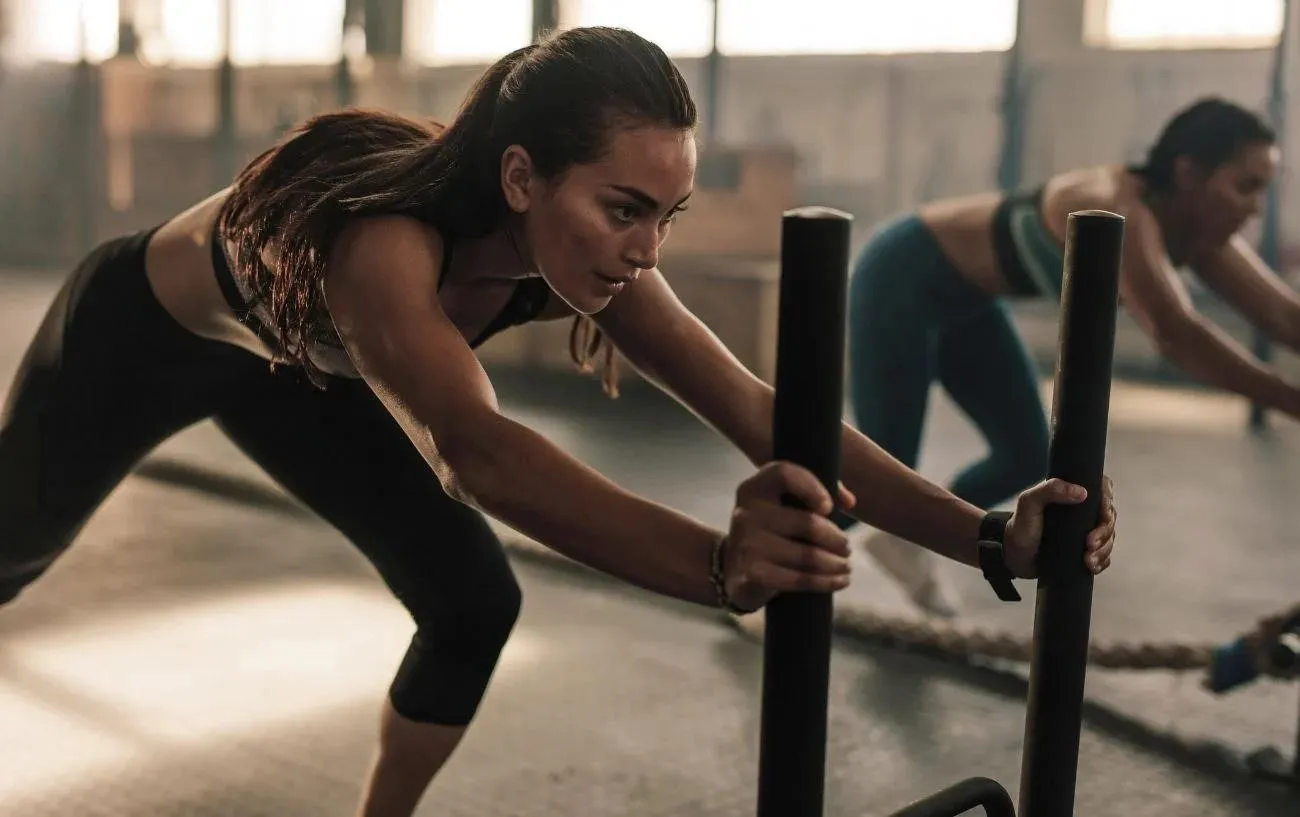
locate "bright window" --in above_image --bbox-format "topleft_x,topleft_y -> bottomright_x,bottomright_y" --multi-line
5,0 -> 120,64
1089,0 -> 1283,50
147,0 -> 220,65
230,0 -> 345,65
717,0 -> 1017,55
404,0 -> 533,65
4,0 -> 348,67
569,0 -> 715,58
145,0 -> 345,66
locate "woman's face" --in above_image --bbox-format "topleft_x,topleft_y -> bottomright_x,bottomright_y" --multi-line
1177,140 -> 1278,246
501,125 -> 696,315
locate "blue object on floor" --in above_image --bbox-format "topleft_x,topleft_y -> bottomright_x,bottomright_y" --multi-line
1207,637 -> 1259,694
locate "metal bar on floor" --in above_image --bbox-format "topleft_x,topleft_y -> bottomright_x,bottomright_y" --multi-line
889,777 -> 1015,817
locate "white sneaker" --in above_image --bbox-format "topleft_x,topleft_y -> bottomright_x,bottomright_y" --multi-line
729,608 -> 767,640
861,533 -> 962,619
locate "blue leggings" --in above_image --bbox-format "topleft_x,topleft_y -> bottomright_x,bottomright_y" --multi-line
844,214 -> 1049,517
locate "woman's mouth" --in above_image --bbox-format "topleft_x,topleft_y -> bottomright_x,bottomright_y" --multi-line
595,271 -> 635,291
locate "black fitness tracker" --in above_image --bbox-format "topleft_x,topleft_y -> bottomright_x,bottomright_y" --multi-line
977,510 -> 1021,602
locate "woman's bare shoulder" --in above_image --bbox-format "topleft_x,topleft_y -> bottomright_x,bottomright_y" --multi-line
329,215 -> 448,284
1044,165 -> 1156,226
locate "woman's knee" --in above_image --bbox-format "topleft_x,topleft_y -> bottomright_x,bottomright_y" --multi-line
1005,455 -> 1048,497
0,522 -> 70,608
988,434 -> 1050,498
1013,418 -> 1051,483
950,427 -> 1049,508
387,566 -> 523,726
0,568 -> 38,607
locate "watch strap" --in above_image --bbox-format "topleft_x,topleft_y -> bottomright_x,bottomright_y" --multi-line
977,511 -> 1021,602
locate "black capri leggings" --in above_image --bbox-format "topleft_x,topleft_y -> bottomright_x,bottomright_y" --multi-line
0,227 -> 522,726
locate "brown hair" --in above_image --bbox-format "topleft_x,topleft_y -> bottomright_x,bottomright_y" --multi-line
1131,96 -> 1275,192
218,26 -> 696,392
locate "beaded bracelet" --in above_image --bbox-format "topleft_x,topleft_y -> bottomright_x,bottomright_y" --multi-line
709,534 -> 755,615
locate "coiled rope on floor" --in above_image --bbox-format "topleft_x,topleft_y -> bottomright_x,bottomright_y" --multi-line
827,605 -> 1217,671
500,533 -> 1299,685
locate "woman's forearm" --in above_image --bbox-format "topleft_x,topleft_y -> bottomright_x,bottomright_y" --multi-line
836,425 -> 984,567
447,414 -> 723,606
1160,315 -> 1300,417
738,391 -> 983,567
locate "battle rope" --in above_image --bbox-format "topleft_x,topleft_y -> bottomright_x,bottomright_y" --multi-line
499,533 -> 1299,691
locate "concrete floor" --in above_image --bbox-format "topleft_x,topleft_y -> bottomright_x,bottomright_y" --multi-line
2,270 -> 1300,815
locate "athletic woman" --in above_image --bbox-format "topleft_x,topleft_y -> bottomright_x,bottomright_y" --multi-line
847,97 -> 1278,618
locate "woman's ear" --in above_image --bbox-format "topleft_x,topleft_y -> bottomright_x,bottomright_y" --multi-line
500,145 -> 537,214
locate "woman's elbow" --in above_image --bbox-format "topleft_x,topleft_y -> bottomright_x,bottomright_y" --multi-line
430,419 -> 516,509
1151,326 -> 1185,361
434,459 -> 479,506
1265,304 -> 1300,351
432,437 -> 491,506
1145,311 -> 1197,360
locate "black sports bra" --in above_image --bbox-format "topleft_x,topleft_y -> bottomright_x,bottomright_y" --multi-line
210,224 -> 552,378
990,185 -> 1066,299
